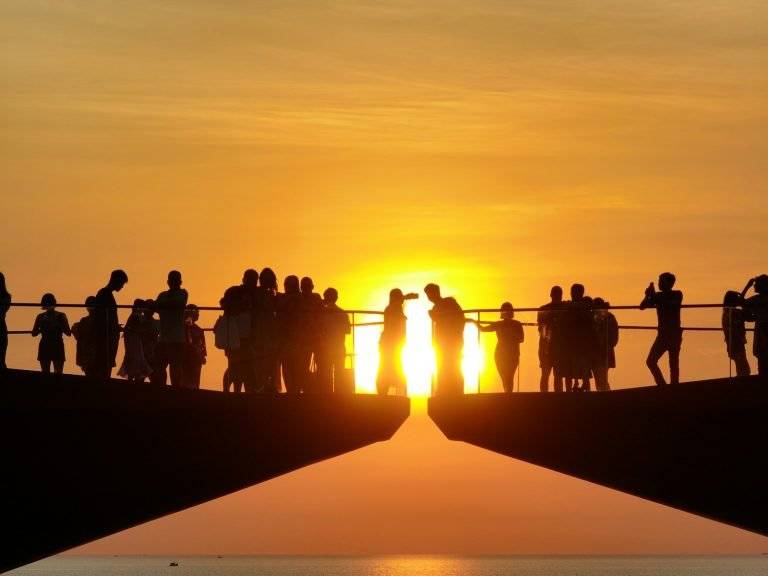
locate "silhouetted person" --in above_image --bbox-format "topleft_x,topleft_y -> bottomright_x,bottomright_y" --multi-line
537,285 -> 564,392
479,302 -> 524,393
278,275 -> 303,393
217,289 -> 245,393
71,296 -> 97,376
140,299 -> 160,375
183,304 -> 206,389
425,283 -> 465,395
592,297 -> 619,391
378,289 -> 417,395
742,275 -> 768,378
316,288 -> 351,393
722,291 -> 750,378
0,272 -> 10,371
563,284 -> 594,392
32,293 -> 71,374
256,267 -> 281,393
153,270 -> 188,387
118,299 -> 153,383
238,269 -> 260,392
298,276 -> 323,392
640,272 -> 683,385
92,269 -> 128,380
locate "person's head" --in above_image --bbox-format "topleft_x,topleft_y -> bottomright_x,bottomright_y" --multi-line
570,283 -> 585,301
550,285 -> 563,303
593,297 -> 607,310
300,276 -> 314,294
754,274 -> 768,295
143,299 -> 156,317
658,272 -> 676,291
583,296 -> 594,309
185,304 -> 200,324
500,301 -> 514,319
284,275 -> 300,294
132,298 -> 145,312
85,295 -> 97,314
323,287 -> 338,304
424,283 -> 441,303
259,268 -> 277,291
167,270 -> 182,289
389,288 -> 404,305
108,269 -> 128,291
40,293 -> 56,311
242,269 -> 259,288
0,272 -> 8,297
723,291 -> 741,307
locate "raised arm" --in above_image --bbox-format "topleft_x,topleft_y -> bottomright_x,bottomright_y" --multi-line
740,278 -> 755,299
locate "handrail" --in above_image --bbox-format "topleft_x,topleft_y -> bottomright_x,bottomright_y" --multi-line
4,302 -> 384,315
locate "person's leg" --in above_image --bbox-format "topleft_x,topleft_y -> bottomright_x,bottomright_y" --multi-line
757,353 -> 767,379
733,350 -> 751,378
668,342 -> 681,385
553,367 -> 563,393
495,353 -> 512,393
151,343 -> 169,385
646,336 -> 668,386
0,329 -> 8,370
40,360 -> 50,373
53,360 -> 64,374
539,363 -> 552,393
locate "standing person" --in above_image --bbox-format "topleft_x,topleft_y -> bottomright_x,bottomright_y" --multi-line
32,293 -> 71,374
742,275 -> 768,378
378,289 -> 417,395
425,283 -> 466,395
154,270 -> 188,387
592,298 -> 619,391
256,267 -> 281,393
277,275 -> 303,393
238,269 -> 260,392
217,289 -> 245,393
640,272 -> 683,385
0,272 -> 11,371
298,276 -> 324,392
537,286 -> 564,392
478,302 -> 524,393
563,284 -> 594,392
317,287 -> 351,393
183,304 -> 207,389
92,269 -> 129,380
71,296 -> 98,376
139,299 -> 160,376
722,291 -> 750,378
118,299 -> 153,384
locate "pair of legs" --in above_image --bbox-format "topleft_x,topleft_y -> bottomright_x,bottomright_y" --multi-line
152,342 -> 185,387
435,343 -> 464,395
495,349 -> 519,393
647,334 -> 681,385
40,359 -> 64,374
282,347 -> 311,393
377,344 -> 405,396
316,347 -> 346,393
729,348 -> 751,378
0,328 -> 7,370
593,365 -> 611,391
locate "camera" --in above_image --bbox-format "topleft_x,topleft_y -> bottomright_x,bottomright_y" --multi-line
404,293 -> 419,301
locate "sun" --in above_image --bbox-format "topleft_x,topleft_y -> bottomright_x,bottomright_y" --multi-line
352,299 -> 483,397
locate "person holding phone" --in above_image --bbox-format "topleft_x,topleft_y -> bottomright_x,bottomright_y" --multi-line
640,272 -> 683,385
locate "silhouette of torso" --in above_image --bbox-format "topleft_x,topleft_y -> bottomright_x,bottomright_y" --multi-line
156,288 -> 188,343
430,297 -> 464,346
646,290 -> 683,338
33,310 -> 70,361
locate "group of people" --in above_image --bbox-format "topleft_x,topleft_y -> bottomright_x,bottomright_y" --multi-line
0,270 -> 766,392
214,269 -> 351,394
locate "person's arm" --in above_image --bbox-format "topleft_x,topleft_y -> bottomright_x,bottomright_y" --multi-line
639,283 -> 655,309
478,321 -> 498,333
740,278 -> 755,299
62,314 -> 72,337
517,322 -> 525,344
31,315 -> 41,337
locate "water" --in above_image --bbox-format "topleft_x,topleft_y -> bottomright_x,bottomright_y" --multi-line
9,556 -> 768,576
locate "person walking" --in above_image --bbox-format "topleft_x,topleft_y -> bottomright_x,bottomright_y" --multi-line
478,302 -> 524,393
32,293 -> 71,374
640,272 -> 683,385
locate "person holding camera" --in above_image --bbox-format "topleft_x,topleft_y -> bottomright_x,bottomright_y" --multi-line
742,275 -> 768,378
640,272 -> 683,385
377,289 -> 417,395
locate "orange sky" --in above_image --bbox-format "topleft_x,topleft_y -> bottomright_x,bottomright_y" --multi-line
2,0 -> 767,554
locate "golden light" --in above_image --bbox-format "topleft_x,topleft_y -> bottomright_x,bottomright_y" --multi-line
352,299 -> 484,397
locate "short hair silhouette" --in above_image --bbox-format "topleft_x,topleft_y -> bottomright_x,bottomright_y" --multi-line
300,276 -> 314,292
284,275 -> 300,293
755,274 -> 768,294
243,269 -> 259,287
323,287 -> 338,303
723,291 -> 742,307
167,270 -> 182,287
551,285 -> 563,300
109,269 -> 128,289
41,293 -> 56,308
260,268 -> 277,290
571,283 -> 585,299
424,283 -> 441,301
659,272 -> 676,288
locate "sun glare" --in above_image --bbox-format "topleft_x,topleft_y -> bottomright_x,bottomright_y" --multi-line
352,300 -> 483,397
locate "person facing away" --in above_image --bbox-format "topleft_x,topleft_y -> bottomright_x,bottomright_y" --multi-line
237,269 -> 260,392
479,302 -> 524,393
118,299 -> 153,383
317,287 -> 351,393
640,272 -> 683,385
71,296 -> 98,376
298,276 -> 324,392
591,297 -> 619,391
277,275 -> 303,393
255,267 -> 281,393
537,285 -> 564,392
153,270 -> 189,387
183,304 -> 207,389
92,269 -> 128,380
32,293 -> 71,374
722,291 -> 750,378
563,284 -> 595,392
378,289 -> 417,396
742,274 -> 768,378
425,283 -> 466,395
0,272 -> 11,371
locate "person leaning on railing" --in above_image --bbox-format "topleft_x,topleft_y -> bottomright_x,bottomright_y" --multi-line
742,274 -> 768,378
0,272 -> 10,371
